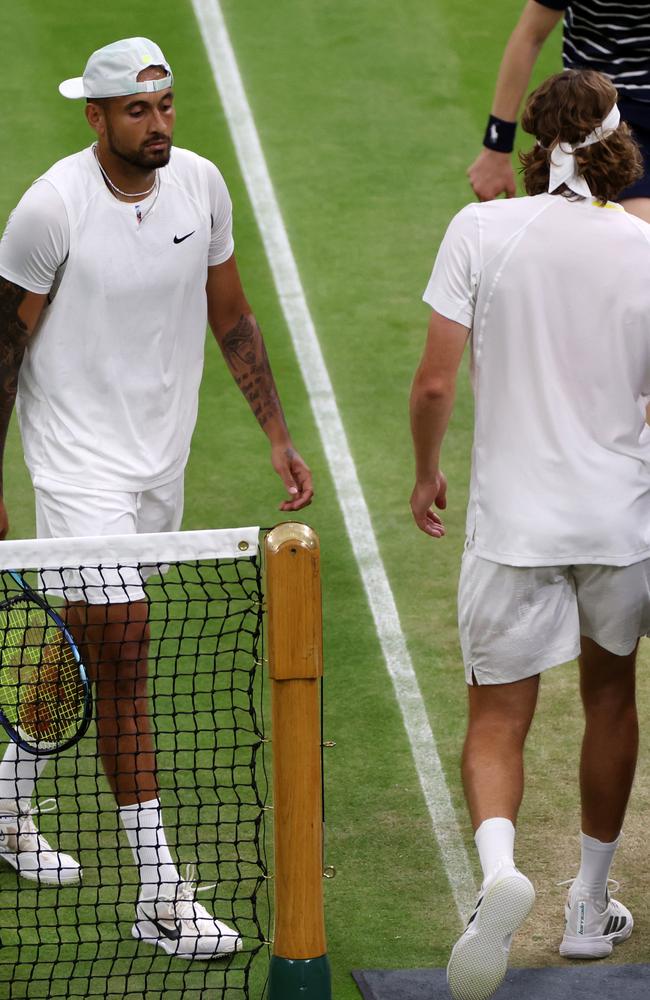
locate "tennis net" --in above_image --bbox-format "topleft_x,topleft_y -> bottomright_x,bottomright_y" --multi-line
0,527 -> 269,1000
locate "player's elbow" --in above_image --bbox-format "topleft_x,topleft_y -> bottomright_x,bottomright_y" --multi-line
527,29 -> 551,52
412,371 -> 456,402
209,304 -> 256,345
513,4 -> 558,49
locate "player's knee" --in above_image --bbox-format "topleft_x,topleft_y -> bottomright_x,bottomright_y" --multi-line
583,686 -> 637,722
96,668 -> 148,703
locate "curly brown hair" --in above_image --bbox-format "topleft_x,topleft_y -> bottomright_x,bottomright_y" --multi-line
519,69 -> 643,204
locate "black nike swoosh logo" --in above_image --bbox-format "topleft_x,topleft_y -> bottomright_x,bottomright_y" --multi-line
151,917 -> 182,941
173,231 -> 195,244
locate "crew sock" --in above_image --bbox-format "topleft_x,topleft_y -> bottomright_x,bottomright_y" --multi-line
475,816 -> 516,886
574,831 -> 620,901
0,742 -> 48,810
119,798 -> 181,901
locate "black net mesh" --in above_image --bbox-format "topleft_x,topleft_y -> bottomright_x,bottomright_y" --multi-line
0,549 -> 269,999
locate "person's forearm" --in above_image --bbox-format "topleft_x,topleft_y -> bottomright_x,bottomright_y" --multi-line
410,380 -> 456,482
0,279 -> 30,495
490,3 -> 562,124
492,24 -> 547,122
218,312 -> 292,445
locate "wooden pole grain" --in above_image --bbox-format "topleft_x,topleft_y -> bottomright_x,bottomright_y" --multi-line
265,523 -> 331,998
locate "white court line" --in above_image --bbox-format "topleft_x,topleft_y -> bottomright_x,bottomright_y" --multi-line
191,0 -> 477,923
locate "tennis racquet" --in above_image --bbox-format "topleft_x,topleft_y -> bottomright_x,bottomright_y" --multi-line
0,570 -> 92,755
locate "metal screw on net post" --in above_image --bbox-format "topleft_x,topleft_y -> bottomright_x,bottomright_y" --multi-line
322,866 -> 336,879
322,740 -> 336,748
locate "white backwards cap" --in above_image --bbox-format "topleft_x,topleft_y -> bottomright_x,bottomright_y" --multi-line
548,104 -> 621,198
59,37 -> 172,100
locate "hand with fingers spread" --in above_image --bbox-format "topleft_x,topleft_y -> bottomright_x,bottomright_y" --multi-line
410,472 -> 447,538
272,444 -> 313,511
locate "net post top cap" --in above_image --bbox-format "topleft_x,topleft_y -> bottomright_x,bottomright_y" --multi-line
59,38 -> 173,100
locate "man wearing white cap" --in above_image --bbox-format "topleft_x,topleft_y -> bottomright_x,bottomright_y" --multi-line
410,69 -> 650,999
0,37 -> 312,959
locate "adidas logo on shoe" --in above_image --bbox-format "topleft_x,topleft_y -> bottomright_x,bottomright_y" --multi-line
559,879 -> 633,959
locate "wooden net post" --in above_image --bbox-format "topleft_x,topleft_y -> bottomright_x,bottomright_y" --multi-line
265,523 -> 331,1000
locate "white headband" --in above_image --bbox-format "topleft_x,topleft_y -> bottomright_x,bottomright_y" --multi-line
548,104 -> 621,198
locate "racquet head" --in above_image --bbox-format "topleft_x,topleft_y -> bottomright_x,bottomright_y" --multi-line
0,595 -> 92,754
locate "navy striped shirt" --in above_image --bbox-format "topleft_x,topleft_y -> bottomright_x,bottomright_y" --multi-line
536,1 -> 650,103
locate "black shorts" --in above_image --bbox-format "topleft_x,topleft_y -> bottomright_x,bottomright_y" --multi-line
618,97 -> 650,200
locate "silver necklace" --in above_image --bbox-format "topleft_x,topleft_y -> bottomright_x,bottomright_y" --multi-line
93,143 -> 157,198
133,181 -> 161,226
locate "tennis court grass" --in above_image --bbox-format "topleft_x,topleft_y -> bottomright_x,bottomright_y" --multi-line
2,3 -> 649,999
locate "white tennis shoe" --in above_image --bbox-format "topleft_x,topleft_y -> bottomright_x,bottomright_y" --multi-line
559,879 -> 633,959
132,865 -> 242,960
0,797 -> 82,885
447,866 -> 535,1000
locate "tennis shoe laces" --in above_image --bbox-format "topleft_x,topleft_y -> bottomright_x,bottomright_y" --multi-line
0,797 -> 82,884
558,877 -> 633,959
132,863 -> 242,960
447,865 -> 535,1000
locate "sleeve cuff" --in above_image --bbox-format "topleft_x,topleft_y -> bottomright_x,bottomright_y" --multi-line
422,290 -> 474,328
207,239 -> 235,268
0,266 -> 52,296
533,0 -> 567,9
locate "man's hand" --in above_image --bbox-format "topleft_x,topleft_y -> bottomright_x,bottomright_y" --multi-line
0,498 -> 9,540
271,444 -> 313,511
410,472 -> 447,538
409,313 -> 467,537
208,259 -> 313,512
467,148 -> 517,201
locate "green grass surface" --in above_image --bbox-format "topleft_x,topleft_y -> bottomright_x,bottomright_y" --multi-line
2,2 -> 649,1000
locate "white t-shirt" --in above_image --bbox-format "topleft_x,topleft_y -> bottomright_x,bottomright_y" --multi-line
0,145 -> 234,490
423,193 -> 650,567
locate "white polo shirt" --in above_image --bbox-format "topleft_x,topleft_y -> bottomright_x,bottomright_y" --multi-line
0,145 -> 234,491
423,193 -> 650,567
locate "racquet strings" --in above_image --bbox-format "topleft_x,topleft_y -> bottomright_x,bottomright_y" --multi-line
0,598 -> 84,747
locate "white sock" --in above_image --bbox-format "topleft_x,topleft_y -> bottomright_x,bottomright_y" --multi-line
119,798 -> 181,900
575,831 -> 619,899
475,817 -> 516,885
0,742 -> 49,809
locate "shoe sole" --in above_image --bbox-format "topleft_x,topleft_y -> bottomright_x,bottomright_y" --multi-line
0,849 -> 82,885
559,918 -> 633,960
132,919 -> 242,961
447,874 -> 536,1000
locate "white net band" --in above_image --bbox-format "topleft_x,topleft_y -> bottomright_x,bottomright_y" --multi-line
0,527 -> 260,604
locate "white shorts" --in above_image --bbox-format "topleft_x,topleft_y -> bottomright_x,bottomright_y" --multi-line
458,545 -> 650,685
33,474 -> 184,604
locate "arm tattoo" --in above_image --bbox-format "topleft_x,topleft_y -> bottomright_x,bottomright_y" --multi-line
0,279 -> 30,493
220,314 -> 287,431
